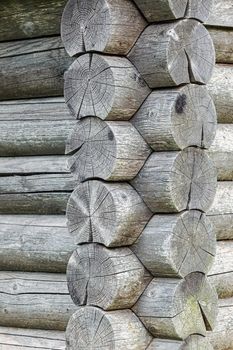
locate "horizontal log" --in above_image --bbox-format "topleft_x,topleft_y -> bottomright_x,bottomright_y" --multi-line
133,272 -> 218,340
66,306 -> 152,350
207,298 -> 233,350
148,336 -> 213,350
128,20 -> 215,88
208,27 -> 233,64
206,0 -> 233,27
0,327 -> 66,350
66,117 -> 151,181
0,272 -> 76,330
132,85 -> 217,151
64,54 -> 150,120
61,0 -> 146,56
131,148 -> 217,213
67,244 -> 151,310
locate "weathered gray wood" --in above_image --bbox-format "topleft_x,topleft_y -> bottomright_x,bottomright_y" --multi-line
207,298 -> 233,350
209,241 -> 233,299
132,211 -> 216,278
206,0 -> 233,27
66,117 -> 151,181
66,180 -> 151,247
133,273 -> 218,340
207,182 -> 233,240
61,0 -> 145,56
128,20 -> 215,88
208,27 -> 233,64
0,272 -> 76,330
208,124 -> 233,181
131,148 -> 217,213
67,244 -> 150,310
132,85 -> 217,151
0,327 -> 66,350
64,53 -> 150,120
0,38 -> 73,100
207,64 -> 233,123
0,215 -> 74,273
148,336 -> 213,350
66,306 -> 152,349
134,0 -> 213,23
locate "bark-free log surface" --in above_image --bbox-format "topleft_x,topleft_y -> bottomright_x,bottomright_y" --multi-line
0,272 -> 76,330
131,148 -> 217,213
209,27 -> 233,64
64,53 -> 150,120
132,85 -> 217,151
132,211 -> 216,278
0,327 -> 66,350
66,181 -> 151,247
133,273 -> 218,340
128,20 -> 215,88
206,0 -> 233,27
61,0 -> 145,56
66,117 -> 151,181
67,244 -> 150,310
0,215 -> 74,273
148,335 -> 213,350
66,306 -> 152,350
133,0 -> 213,23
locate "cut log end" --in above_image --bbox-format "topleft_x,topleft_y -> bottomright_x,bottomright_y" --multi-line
148,335 -> 214,350
132,211 -> 216,278
66,307 -> 152,350
67,244 -> 148,310
128,20 -> 215,88
61,0 -> 146,56
66,180 -> 152,247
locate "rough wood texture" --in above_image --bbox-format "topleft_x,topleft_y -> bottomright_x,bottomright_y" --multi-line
207,182 -> 233,240
148,335 -> 213,350
133,273 -> 218,340
66,117 -> 151,181
0,327 -> 66,350
132,211 -> 216,278
0,272 -> 76,330
209,27 -> 233,64
0,37 -> 73,100
132,85 -> 217,151
64,53 -> 150,120
66,180 -> 151,247
209,124 -> 233,181
206,0 -> 233,27
207,298 -> 233,350
0,215 -> 74,273
61,0 -> 145,56
207,65 -> 233,123
128,20 -> 215,88
67,244 -> 150,310
66,306 -> 152,349
133,0 -> 213,23
209,241 -> 233,299
131,148 -> 217,213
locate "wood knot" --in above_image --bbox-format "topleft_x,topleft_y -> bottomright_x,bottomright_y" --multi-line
175,94 -> 187,114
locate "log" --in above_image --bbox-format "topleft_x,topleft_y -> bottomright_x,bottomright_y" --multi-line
0,327 -> 66,350
148,335 -> 213,350
207,298 -> 233,350
0,0 -> 66,41
131,148 -> 217,213
208,27 -> 233,64
66,117 -> 151,181
133,272 -> 218,340
0,37 -> 73,100
64,53 -> 150,120
206,0 -> 233,27
133,0 -> 213,23
207,182 -> 233,240
132,210 -> 216,278
61,0 -> 146,56
66,306 -> 152,350
67,244 -> 151,310
207,64 -> 233,123
208,124 -> 233,181
0,272 -> 76,330
132,85 -> 217,151
128,20 -> 215,88
66,180 -> 152,247
0,215 -> 74,273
